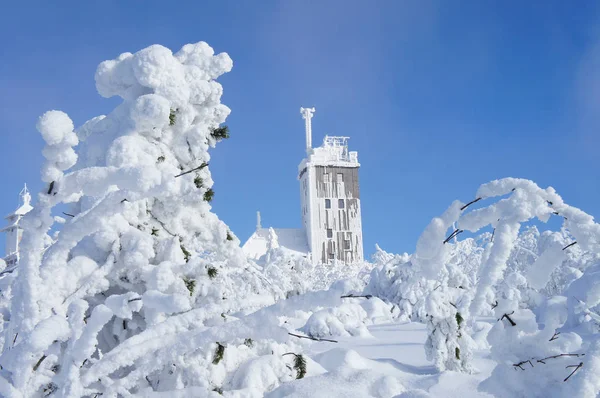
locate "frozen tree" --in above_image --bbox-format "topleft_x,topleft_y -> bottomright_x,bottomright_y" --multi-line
0,42 -> 295,397
417,178 -> 600,395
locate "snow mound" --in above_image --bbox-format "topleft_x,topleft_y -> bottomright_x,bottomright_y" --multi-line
300,303 -> 371,338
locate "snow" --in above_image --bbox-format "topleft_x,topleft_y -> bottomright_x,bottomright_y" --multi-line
1,37 -> 599,398
243,228 -> 309,262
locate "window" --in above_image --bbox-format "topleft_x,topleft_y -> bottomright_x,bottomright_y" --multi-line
328,252 -> 335,261
338,199 -> 345,208
344,239 -> 351,250
337,173 -> 343,183
325,199 -> 331,209
324,173 -> 331,183
327,229 -> 333,238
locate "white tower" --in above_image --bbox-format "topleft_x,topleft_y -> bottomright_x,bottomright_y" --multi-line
1,185 -> 33,269
298,107 -> 364,265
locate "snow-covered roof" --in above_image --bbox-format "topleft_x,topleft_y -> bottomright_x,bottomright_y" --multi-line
242,228 -> 309,262
1,185 -> 32,231
298,135 -> 359,171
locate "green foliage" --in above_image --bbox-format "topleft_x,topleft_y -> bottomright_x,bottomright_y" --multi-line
151,228 -> 159,236
244,338 -> 254,348
203,188 -> 214,202
183,276 -> 196,296
194,176 -> 203,189
293,354 -> 307,379
207,267 -> 218,279
211,125 -> 229,141
456,312 -> 463,327
43,383 -> 58,396
169,108 -> 177,126
212,342 -> 225,365
226,231 -> 234,241
180,245 -> 191,262
455,347 -> 461,360
157,155 -> 165,163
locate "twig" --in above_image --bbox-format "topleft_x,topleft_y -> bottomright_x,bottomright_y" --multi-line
562,242 -> 577,251
147,209 -> 176,237
564,362 -> 583,382
537,353 -> 585,365
47,181 -> 55,195
460,197 -> 482,211
174,162 -> 209,178
549,332 -> 560,341
513,360 -> 534,370
62,212 -> 75,218
501,312 -> 516,327
128,297 -> 142,303
33,355 -> 47,371
491,300 -> 498,309
490,228 -> 496,243
341,294 -> 372,299
288,332 -> 338,343
443,229 -> 464,244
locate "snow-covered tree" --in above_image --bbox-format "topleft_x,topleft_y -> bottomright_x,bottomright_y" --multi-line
0,41 -> 295,397
417,178 -> 600,394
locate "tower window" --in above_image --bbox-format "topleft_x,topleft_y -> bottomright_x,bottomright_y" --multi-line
327,229 -> 333,238
337,173 -> 343,182
324,173 -> 330,183
328,252 -> 335,260
344,239 -> 351,250
338,199 -> 344,208
325,199 -> 331,209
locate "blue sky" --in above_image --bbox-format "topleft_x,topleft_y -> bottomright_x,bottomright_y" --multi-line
1,1 -> 599,258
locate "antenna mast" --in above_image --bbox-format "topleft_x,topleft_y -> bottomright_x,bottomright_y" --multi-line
300,107 -> 316,155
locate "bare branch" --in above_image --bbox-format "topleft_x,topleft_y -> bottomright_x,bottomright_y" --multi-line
341,294 -> 373,299
460,197 -> 482,211
443,229 -> 464,244
288,332 -> 338,343
562,242 -> 578,251
33,355 -> 47,371
549,332 -> 560,341
501,312 -> 516,327
174,162 -> 209,178
564,362 -> 583,382
537,353 -> 585,365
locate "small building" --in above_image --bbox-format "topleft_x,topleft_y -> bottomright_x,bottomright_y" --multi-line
1,185 -> 33,271
243,108 -> 364,265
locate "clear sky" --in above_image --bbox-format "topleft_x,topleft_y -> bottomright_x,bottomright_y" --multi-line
1,1 -> 599,258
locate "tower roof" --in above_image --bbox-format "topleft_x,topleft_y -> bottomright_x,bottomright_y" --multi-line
3,184 -> 33,223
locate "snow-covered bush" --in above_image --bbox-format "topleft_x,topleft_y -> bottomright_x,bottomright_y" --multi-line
365,224 -> 476,372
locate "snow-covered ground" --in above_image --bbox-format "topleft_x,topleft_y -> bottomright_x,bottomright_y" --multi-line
288,320 -> 495,398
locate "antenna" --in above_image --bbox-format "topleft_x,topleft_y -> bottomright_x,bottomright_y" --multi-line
300,107 -> 316,155
20,183 -> 31,207
256,211 -> 262,231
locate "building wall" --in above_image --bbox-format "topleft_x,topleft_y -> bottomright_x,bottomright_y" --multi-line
300,164 -> 363,265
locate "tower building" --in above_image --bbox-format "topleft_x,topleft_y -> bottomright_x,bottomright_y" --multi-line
1,185 -> 33,270
298,108 -> 363,264
243,107 -> 364,265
